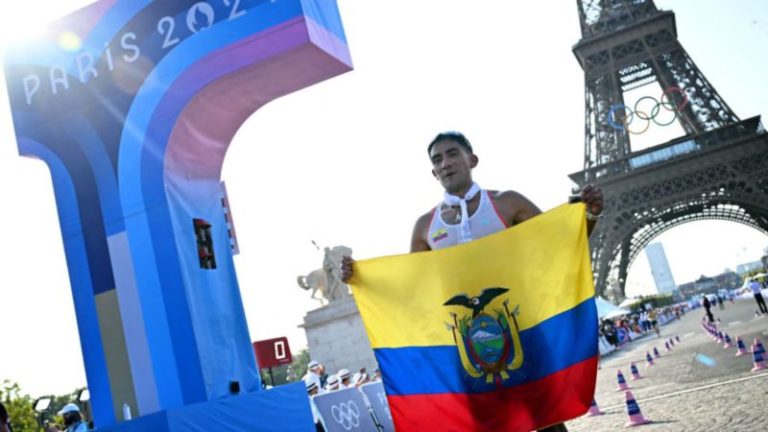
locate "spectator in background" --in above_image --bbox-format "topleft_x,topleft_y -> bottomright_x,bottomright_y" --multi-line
601,320 -> 617,347
304,361 -> 324,392
305,381 -> 325,432
352,372 -> 369,387
337,369 -> 352,389
317,363 -> 329,388
1,401 -> 11,432
307,381 -> 319,397
325,375 -> 340,392
702,296 -> 714,323
638,311 -> 646,332
46,404 -> 88,432
647,309 -> 660,337
750,279 -> 768,315
373,368 -> 382,381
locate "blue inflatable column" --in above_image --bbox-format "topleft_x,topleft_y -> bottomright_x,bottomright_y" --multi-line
4,0 -> 352,429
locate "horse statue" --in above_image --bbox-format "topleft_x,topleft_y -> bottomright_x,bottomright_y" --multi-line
297,269 -> 328,304
297,245 -> 352,304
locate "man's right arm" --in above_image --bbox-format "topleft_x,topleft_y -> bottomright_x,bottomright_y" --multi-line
410,211 -> 433,253
341,211 -> 433,283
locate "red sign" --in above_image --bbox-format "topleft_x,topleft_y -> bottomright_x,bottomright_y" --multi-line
253,337 -> 292,368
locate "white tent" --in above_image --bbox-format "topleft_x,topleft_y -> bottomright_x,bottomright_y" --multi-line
603,309 -> 632,320
618,297 -> 642,308
595,297 -> 630,319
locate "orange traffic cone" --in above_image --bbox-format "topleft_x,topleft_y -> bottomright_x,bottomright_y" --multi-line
645,351 -> 655,367
754,339 -> 766,355
752,343 -> 767,372
624,391 -> 651,427
735,336 -> 748,356
653,347 -> 661,358
617,369 -> 631,391
587,399 -> 604,416
630,362 -> 643,380
722,333 -> 732,349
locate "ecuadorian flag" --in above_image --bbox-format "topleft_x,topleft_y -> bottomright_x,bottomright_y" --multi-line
350,204 -> 598,431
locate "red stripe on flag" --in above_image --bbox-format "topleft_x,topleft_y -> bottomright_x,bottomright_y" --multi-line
388,356 -> 597,432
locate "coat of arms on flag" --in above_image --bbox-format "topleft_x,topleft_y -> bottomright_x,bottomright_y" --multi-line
444,287 -> 523,386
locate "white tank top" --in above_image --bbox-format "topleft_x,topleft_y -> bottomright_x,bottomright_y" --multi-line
426,190 -> 508,250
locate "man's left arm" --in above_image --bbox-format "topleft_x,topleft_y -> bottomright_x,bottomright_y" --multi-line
495,185 -> 604,235
493,190 -> 542,227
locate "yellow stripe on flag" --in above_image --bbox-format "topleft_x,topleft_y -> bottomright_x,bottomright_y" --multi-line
350,204 -> 594,349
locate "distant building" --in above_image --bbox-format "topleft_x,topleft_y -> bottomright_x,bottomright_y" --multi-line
736,260 -> 764,275
645,243 -> 677,294
677,270 -> 743,299
761,248 -> 768,273
713,271 -> 741,291
693,276 -> 718,295
677,281 -> 696,298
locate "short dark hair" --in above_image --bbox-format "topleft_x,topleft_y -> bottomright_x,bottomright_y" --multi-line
427,131 -> 473,155
0,401 -> 8,423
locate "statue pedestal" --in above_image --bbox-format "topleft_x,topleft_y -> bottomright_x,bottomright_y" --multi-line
301,296 -> 377,376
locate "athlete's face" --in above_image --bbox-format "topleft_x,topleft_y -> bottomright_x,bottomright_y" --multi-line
430,139 -> 478,194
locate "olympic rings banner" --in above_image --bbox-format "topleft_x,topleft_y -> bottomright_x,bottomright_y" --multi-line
313,388 -> 379,432
607,86 -> 689,134
360,382 -> 395,432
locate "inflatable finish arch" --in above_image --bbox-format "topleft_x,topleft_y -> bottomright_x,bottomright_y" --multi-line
4,1 -> 351,429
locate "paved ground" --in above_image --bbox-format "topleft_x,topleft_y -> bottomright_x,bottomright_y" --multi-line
565,298 -> 768,432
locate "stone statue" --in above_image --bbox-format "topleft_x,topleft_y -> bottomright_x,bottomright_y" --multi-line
297,245 -> 352,304
297,269 -> 328,304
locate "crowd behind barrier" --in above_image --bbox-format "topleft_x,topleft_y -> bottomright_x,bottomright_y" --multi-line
303,362 -> 390,431
598,303 -> 689,356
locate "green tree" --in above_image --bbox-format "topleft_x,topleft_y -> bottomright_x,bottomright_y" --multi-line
289,349 -> 311,383
629,294 -> 675,311
1,380 -> 39,432
0,381 -> 91,432
258,349 -> 311,387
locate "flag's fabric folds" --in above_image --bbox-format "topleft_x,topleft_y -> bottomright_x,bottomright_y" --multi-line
351,204 -> 598,431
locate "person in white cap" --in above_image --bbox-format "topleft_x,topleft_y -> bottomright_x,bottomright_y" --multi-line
302,360 -> 323,393
325,375 -> 340,392
46,403 -> 88,432
306,380 -> 319,396
337,369 -> 351,389
304,381 -> 322,428
352,372 -> 368,388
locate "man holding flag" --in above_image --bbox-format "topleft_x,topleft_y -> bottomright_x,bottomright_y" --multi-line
342,131 -> 604,431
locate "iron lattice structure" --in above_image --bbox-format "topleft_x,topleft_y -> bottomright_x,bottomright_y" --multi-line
570,0 -> 768,300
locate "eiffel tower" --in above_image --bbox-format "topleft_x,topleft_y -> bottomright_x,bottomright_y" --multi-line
569,0 -> 768,301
